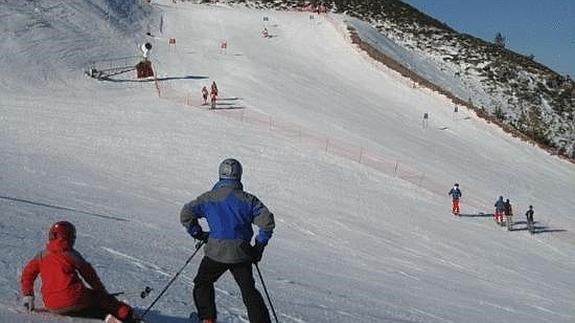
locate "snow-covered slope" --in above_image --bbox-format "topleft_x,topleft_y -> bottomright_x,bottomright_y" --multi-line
1,1 -> 574,322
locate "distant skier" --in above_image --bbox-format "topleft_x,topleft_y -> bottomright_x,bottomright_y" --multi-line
453,105 -> 459,120
20,221 -> 137,323
422,112 -> 430,129
262,27 -> 269,38
210,81 -> 218,97
494,196 -> 505,225
503,199 -> 513,231
180,158 -> 275,323
210,82 -> 218,109
209,91 -> 217,109
201,86 -> 209,105
525,205 -> 535,234
448,183 -> 462,215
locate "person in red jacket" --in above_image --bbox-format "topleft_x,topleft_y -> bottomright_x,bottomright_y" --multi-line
20,221 -> 136,322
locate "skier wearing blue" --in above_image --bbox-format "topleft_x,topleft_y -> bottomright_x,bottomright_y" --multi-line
180,158 -> 275,323
494,196 -> 505,224
448,183 -> 462,215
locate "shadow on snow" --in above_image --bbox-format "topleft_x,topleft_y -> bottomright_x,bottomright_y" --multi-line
98,75 -> 209,83
458,212 -> 493,218
509,221 -> 568,234
458,213 -> 567,235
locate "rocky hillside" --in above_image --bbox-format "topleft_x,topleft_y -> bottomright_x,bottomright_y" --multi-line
212,0 -> 575,159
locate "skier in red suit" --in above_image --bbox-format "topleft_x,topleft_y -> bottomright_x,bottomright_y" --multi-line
20,221 -> 136,322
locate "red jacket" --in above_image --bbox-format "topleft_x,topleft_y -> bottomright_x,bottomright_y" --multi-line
20,238 -> 106,310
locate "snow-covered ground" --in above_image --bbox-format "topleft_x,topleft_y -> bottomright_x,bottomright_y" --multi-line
1,1 -> 574,322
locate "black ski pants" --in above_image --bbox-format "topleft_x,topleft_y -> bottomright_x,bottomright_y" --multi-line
193,256 -> 271,323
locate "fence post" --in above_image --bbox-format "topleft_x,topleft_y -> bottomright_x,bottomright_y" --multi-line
394,161 -> 399,177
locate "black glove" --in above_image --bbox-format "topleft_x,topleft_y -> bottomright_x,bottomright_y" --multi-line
194,231 -> 209,242
187,226 -> 209,242
250,242 -> 266,263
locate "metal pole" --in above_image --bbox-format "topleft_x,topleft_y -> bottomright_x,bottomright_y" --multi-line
141,241 -> 205,318
255,263 -> 279,323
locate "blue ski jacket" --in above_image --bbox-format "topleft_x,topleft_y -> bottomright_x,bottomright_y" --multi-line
494,197 -> 505,212
448,187 -> 462,200
180,179 -> 275,263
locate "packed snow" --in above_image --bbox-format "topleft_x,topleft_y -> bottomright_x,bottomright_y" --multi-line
1,1 -> 574,322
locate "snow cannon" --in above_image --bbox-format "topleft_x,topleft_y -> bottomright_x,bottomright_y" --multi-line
136,42 -> 154,78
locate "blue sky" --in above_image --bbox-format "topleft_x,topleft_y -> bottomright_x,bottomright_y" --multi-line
402,0 -> 575,77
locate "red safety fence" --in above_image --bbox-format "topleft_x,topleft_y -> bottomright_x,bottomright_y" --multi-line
152,80 -> 452,198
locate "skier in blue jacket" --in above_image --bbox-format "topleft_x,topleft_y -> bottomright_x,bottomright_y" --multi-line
180,158 -> 275,323
448,183 -> 462,215
494,196 -> 505,224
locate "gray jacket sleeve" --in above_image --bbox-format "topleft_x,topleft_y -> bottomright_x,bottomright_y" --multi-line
180,196 -> 204,229
250,194 -> 275,243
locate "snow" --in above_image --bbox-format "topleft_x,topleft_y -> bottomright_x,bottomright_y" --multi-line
1,0 -> 574,322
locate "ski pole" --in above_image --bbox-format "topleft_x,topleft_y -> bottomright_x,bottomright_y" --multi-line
141,241 -> 205,318
255,263 -> 279,323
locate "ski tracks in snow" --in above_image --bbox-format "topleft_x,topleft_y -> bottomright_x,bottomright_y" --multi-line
101,247 -> 187,282
101,247 -> 255,322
